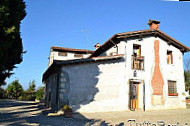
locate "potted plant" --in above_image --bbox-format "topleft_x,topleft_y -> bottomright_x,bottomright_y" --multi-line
62,104 -> 72,118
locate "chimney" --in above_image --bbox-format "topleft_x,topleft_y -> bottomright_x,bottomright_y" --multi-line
147,19 -> 160,30
94,43 -> 101,50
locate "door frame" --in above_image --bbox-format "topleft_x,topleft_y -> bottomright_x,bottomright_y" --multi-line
129,79 -> 144,111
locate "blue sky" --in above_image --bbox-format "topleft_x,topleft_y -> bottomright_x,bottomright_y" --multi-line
5,0 -> 190,89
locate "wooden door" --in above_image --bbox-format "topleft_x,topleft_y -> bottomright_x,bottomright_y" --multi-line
129,83 -> 139,110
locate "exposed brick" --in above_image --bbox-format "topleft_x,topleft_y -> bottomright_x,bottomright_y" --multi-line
151,40 -> 164,95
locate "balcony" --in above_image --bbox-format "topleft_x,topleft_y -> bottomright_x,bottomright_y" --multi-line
131,55 -> 144,70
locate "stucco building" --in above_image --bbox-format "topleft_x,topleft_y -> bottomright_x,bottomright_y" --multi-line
42,20 -> 190,112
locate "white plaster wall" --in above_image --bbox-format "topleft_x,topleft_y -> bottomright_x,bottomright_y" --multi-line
120,36 -> 186,110
122,37 -> 186,110
60,59 -> 130,113
100,42 -> 124,56
157,37 -> 186,110
47,36 -> 186,112
123,38 -> 153,110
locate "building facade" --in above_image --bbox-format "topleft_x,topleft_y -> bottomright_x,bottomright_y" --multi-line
42,20 -> 190,112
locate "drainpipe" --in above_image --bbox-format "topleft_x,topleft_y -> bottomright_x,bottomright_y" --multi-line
110,39 -> 118,54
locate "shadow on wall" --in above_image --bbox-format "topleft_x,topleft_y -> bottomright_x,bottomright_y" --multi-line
59,59 -> 123,112
59,62 -> 100,111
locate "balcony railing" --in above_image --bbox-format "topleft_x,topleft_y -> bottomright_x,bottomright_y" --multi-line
131,55 -> 144,70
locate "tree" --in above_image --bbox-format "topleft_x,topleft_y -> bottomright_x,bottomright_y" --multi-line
0,87 -> 5,98
0,0 -> 26,86
36,86 -> 44,100
7,80 -> 23,99
27,80 -> 36,92
184,57 -> 190,92
185,71 -> 190,92
24,80 -> 36,101
184,58 -> 190,73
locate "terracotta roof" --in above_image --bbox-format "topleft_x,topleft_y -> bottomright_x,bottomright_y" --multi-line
89,29 -> 190,57
42,54 -> 124,82
51,46 -> 94,54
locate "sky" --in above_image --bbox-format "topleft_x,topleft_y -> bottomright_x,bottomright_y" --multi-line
5,0 -> 190,90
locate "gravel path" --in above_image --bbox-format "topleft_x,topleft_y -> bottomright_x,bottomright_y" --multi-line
0,99 -> 190,126
0,99 -> 94,126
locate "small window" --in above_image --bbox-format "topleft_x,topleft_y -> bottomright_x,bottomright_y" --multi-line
168,80 -> 178,96
58,52 -> 67,56
167,51 -> 173,64
74,54 -> 83,58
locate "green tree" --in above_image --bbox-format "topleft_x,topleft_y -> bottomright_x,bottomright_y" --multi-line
36,86 -> 44,100
7,80 -> 23,99
185,71 -> 190,92
0,0 -> 26,86
184,57 -> 190,92
0,87 -> 5,98
25,80 -> 36,101
27,80 -> 36,92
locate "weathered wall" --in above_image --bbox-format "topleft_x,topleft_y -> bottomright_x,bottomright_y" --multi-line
59,59 -> 130,113
104,36 -> 186,110
45,74 -> 56,110
45,35 -> 186,112
122,36 -> 186,110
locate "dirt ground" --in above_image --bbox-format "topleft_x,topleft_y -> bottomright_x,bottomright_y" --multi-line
0,99 -> 190,126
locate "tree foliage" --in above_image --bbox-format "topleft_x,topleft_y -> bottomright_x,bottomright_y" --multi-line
185,71 -> 190,92
0,0 -> 26,86
24,80 -> 36,101
36,86 -> 44,100
27,80 -> 36,92
184,57 -> 190,92
0,87 -> 5,98
7,80 -> 23,99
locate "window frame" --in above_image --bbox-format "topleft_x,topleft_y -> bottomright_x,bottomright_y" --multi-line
168,80 -> 178,96
167,50 -> 173,64
58,52 -> 67,56
133,44 -> 141,57
74,54 -> 83,58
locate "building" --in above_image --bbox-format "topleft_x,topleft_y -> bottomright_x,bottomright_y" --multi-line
42,20 -> 190,113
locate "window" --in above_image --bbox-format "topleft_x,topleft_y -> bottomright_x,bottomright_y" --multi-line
132,44 -> 144,70
58,52 -> 67,56
167,51 -> 173,64
168,81 -> 178,96
133,44 -> 141,57
74,54 -> 83,58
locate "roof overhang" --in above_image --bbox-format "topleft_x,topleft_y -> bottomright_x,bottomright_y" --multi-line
89,29 -> 190,57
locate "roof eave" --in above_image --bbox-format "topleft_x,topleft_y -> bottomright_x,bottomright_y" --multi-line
90,29 -> 190,57
51,46 -> 94,54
